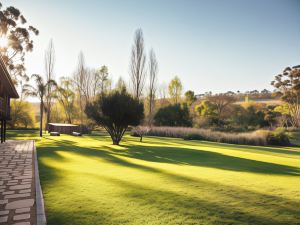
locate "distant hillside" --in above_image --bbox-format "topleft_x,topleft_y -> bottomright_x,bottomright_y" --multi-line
235,99 -> 281,105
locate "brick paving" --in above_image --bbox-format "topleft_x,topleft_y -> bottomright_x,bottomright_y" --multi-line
0,140 -> 36,225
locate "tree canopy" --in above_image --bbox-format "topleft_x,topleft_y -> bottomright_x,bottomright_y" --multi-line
154,104 -> 192,127
168,76 -> 183,104
271,65 -> 300,127
0,3 -> 39,81
185,90 -> 196,106
85,90 -> 144,145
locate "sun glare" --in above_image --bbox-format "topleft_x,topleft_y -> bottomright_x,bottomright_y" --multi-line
0,36 -> 8,48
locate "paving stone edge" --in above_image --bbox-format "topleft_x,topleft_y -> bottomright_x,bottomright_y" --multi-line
33,140 -> 46,225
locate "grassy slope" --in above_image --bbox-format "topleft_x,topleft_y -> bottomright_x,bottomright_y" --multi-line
7,130 -> 300,225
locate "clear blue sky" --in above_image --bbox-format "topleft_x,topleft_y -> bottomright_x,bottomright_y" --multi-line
6,0 -> 300,94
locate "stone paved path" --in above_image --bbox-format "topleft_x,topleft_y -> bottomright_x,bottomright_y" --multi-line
0,140 -> 36,225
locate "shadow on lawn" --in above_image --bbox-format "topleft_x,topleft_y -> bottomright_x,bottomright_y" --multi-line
97,175 -> 300,225
38,137 -> 300,225
129,136 -> 300,158
119,146 -> 300,176
39,137 -> 300,176
44,204 -> 114,225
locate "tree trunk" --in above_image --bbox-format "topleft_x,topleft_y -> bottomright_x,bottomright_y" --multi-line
112,138 -> 120,145
40,100 -> 43,137
45,109 -> 50,132
140,135 -> 143,142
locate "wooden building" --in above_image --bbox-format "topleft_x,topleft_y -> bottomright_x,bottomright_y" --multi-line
0,55 -> 19,143
48,123 -> 79,134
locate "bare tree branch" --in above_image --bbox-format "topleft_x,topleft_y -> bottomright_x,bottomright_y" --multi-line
129,28 -> 146,100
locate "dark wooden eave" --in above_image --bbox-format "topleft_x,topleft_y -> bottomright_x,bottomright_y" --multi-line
0,54 -> 19,99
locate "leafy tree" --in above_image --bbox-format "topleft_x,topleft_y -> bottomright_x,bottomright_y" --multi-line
229,105 -> 247,127
24,74 -> 56,137
250,90 -> 259,95
85,90 -> 144,145
263,105 -> 279,128
115,77 -> 127,93
230,104 -> 267,129
261,89 -> 271,94
97,65 -> 110,97
168,76 -> 183,104
49,102 -> 65,124
0,2 -> 38,81
55,77 -> 75,123
274,104 -> 291,128
195,100 -> 217,117
226,91 -> 235,96
184,90 -> 196,106
245,106 -> 266,128
8,100 -> 35,128
206,94 -> 236,120
154,104 -> 192,127
271,65 -> 300,127
195,100 -> 219,126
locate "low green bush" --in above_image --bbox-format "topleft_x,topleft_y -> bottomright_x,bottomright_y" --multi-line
267,128 -> 290,146
183,134 -> 204,140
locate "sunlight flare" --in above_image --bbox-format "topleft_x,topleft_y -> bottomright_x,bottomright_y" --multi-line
0,36 -> 8,48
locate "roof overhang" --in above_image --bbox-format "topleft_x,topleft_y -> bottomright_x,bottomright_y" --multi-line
0,55 -> 19,98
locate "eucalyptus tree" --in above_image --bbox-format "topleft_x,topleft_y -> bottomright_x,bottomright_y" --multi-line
0,2 -> 39,81
0,2 -> 39,128
271,65 -> 300,127
24,74 -> 56,137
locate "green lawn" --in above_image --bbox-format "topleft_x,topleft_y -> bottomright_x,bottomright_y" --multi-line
7,130 -> 300,225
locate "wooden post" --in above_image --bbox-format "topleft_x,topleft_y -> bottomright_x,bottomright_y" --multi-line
0,120 -> 2,143
4,120 -> 6,142
1,120 -> 3,143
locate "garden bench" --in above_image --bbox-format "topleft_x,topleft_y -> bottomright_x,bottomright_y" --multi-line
72,132 -> 82,136
50,132 -> 60,136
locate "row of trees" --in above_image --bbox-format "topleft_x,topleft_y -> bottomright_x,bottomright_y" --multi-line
153,65 -> 300,131
2,3 -> 299,144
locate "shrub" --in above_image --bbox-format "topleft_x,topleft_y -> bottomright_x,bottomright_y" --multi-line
86,90 -> 144,145
132,126 -> 150,142
154,104 -> 192,127
183,134 -> 204,141
267,128 -> 290,146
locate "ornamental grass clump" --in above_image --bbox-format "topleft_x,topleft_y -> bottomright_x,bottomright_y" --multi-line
131,126 -> 287,146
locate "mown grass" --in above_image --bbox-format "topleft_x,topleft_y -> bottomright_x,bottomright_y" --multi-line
7,130 -> 300,225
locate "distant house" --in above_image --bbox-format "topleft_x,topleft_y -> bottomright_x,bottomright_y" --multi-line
0,55 -> 19,143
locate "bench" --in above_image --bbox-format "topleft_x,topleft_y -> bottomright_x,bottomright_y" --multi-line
50,132 -> 60,136
72,132 -> 82,136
